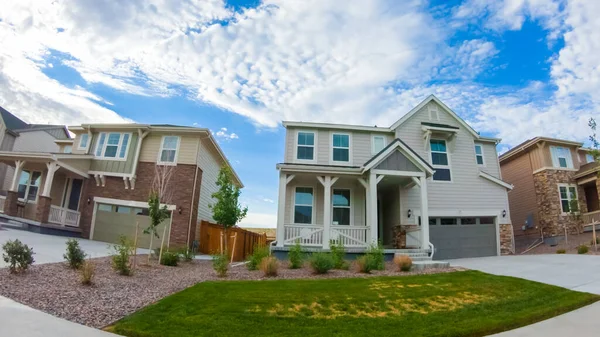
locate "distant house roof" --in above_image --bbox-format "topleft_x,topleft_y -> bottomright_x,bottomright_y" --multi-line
0,106 -> 29,131
0,106 -> 70,139
499,137 -> 584,163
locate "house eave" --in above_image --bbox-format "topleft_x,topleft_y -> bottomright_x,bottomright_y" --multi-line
282,121 -> 392,133
479,171 -> 513,190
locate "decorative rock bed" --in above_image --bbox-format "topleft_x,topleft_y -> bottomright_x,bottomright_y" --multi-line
0,256 -> 460,329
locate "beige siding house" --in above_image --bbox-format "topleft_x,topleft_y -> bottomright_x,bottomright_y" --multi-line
275,95 -> 513,260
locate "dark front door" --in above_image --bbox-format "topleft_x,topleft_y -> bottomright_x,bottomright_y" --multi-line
67,179 -> 83,211
584,184 -> 599,212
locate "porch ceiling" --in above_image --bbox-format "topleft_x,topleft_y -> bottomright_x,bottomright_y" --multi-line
0,151 -> 91,178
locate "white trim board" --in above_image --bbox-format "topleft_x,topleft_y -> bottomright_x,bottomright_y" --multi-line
93,196 -> 177,210
479,171 -> 513,190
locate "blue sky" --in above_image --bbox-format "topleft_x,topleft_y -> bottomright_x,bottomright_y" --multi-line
0,0 -> 598,227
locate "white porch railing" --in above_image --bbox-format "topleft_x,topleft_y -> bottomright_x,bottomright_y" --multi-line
0,195 -> 5,213
583,210 -> 600,225
330,225 -> 370,248
283,224 -> 324,246
49,205 -> 81,227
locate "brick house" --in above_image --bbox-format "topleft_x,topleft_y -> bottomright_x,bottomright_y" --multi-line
499,137 -> 599,249
0,123 -> 242,249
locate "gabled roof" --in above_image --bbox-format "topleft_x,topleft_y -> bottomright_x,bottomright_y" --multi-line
499,137 -> 584,163
390,95 -> 480,138
362,138 -> 435,175
479,171 -> 513,190
0,106 -> 29,130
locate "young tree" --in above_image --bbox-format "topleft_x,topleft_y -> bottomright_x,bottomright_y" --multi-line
144,165 -> 174,264
589,118 -> 599,163
210,166 -> 248,255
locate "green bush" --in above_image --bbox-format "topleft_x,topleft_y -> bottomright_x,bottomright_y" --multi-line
309,252 -> 334,274
288,241 -> 304,269
178,247 -> 195,262
111,236 -> 133,276
365,242 -> 385,270
556,249 -> 566,254
247,244 -> 270,271
577,245 -> 589,254
356,255 -> 378,274
160,251 -> 179,266
330,240 -> 349,270
63,239 -> 85,269
2,239 -> 34,274
212,253 -> 228,277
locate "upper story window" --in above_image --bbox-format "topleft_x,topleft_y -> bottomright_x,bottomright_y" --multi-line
95,132 -> 131,160
294,187 -> 314,224
586,153 -> 595,163
78,134 -> 89,149
474,144 -> 484,165
430,139 -> 451,181
332,189 -> 351,225
550,146 -> 573,168
372,135 -> 386,154
18,170 -> 41,201
63,145 -> 72,154
332,133 -> 350,162
558,184 -> 579,214
158,136 -> 180,165
296,131 -> 315,161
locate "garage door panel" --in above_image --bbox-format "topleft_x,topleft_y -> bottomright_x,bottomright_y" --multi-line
430,219 -> 498,260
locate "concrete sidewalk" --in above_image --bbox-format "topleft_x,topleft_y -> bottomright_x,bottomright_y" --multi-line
0,296 -> 118,337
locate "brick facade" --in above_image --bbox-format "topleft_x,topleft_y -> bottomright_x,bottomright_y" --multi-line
533,170 -> 587,236
34,196 -> 52,223
499,223 -> 514,255
4,190 -> 18,216
79,162 -> 203,247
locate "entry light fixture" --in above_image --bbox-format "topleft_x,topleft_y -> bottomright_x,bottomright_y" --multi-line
87,197 -> 91,205
407,209 -> 412,218
178,206 -> 183,215
502,210 -> 507,218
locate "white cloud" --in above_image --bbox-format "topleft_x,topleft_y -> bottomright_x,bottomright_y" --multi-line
213,127 -> 239,140
262,198 -> 274,204
238,212 -> 277,228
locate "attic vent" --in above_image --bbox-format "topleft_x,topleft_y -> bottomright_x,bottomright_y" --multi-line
428,106 -> 439,121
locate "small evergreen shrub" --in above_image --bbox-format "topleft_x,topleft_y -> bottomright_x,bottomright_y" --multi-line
309,252 -> 334,274
160,251 -> 179,266
356,255 -> 378,274
178,247 -> 195,262
259,256 -> 279,277
64,239 -> 85,269
2,239 -> 34,274
330,240 -> 349,270
247,244 -> 270,271
393,255 -> 413,272
556,249 -> 566,254
212,253 -> 228,277
365,242 -> 385,270
111,236 -> 133,276
80,260 -> 95,285
577,245 -> 589,254
288,241 -> 304,269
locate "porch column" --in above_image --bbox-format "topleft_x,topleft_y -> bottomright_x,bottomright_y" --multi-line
419,176 -> 429,250
9,160 -> 25,192
369,172 -> 378,244
35,162 -> 59,224
318,176 -> 338,249
5,160 -> 26,216
41,162 -> 59,197
276,173 -> 295,247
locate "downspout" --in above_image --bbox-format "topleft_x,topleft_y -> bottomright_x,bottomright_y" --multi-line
130,128 -> 150,188
186,137 -> 202,248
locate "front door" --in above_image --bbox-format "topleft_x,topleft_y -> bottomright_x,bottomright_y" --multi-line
68,179 -> 83,211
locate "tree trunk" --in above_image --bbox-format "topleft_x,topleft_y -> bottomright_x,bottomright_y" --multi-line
223,227 -> 229,257
148,231 -> 154,264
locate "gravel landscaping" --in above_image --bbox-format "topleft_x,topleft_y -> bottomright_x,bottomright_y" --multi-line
0,255 -> 459,329
523,232 -> 600,255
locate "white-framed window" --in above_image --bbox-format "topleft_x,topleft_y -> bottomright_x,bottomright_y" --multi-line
430,139 -> 451,181
558,184 -> 579,214
94,132 -> 131,160
586,153 -> 595,163
78,133 -> 89,149
63,145 -> 72,154
474,144 -> 484,166
332,189 -> 351,225
550,146 -> 573,169
332,133 -> 350,163
158,136 -> 180,165
295,131 -> 315,162
372,135 -> 386,154
17,170 -> 41,202
98,204 -> 113,212
294,187 -> 314,224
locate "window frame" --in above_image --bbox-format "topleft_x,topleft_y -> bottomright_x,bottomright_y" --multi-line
63,145 -> 72,154
586,153 -> 595,164
330,132 -> 352,164
332,188 -> 353,226
474,143 -> 485,166
558,183 -> 579,215
550,146 -> 573,169
94,132 -> 132,161
294,130 -> 317,164
157,135 -> 181,166
78,133 -> 89,150
17,170 -> 42,203
292,186 -> 316,225
371,135 -> 387,155
430,138 -> 452,182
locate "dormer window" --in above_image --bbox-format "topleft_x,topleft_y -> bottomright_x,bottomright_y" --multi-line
550,146 -> 573,168
78,134 -> 89,149
332,133 -> 350,163
296,131 -> 315,161
586,153 -> 595,163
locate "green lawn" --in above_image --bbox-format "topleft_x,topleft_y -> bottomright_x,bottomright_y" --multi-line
109,271 -> 599,337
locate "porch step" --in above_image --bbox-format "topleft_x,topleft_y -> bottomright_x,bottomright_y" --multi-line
0,219 -> 28,230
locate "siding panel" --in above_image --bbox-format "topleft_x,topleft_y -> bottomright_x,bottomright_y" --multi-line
500,153 -> 538,236
196,138 -> 223,225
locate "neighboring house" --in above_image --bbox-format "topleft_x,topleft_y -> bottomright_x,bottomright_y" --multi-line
0,106 -> 70,192
275,95 -> 513,260
499,137 -> 600,245
0,123 -> 241,249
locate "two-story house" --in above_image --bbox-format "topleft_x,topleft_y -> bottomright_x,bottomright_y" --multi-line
274,95 -> 513,260
0,123 -> 241,250
499,137 -> 599,248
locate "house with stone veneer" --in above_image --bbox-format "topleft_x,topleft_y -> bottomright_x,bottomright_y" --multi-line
499,137 -> 599,249
0,123 -> 241,249
274,95 -> 514,260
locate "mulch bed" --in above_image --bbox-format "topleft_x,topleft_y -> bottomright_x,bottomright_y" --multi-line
0,256 -> 459,329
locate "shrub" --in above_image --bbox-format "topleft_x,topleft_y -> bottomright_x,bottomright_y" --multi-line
2,239 -> 34,274
288,241 -> 304,269
591,237 -> 600,245
178,247 -> 195,262
111,236 -> 133,276
578,245 -> 589,254
330,240 -> 349,270
80,260 -> 95,285
247,244 -> 270,271
160,251 -> 179,266
556,249 -> 566,254
356,255 -> 378,274
259,256 -> 279,277
365,242 -> 385,270
212,253 -> 228,277
63,239 -> 85,269
393,255 -> 413,272
309,252 -> 334,274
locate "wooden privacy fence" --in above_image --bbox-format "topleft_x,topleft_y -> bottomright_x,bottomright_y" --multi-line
198,220 -> 267,262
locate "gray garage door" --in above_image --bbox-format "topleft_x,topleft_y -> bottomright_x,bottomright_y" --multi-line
429,217 -> 498,260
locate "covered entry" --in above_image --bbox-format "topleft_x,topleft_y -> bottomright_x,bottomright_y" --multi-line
429,216 -> 498,260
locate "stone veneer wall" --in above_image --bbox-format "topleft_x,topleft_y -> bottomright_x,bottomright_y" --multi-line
533,170 -> 587,237
499,224 -> 514,255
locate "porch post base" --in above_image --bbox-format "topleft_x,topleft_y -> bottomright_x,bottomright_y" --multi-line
4,191 -> 19,216
34,196 -> 52,223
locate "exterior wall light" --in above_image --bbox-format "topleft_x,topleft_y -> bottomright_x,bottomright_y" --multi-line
407,209 -> 412,218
